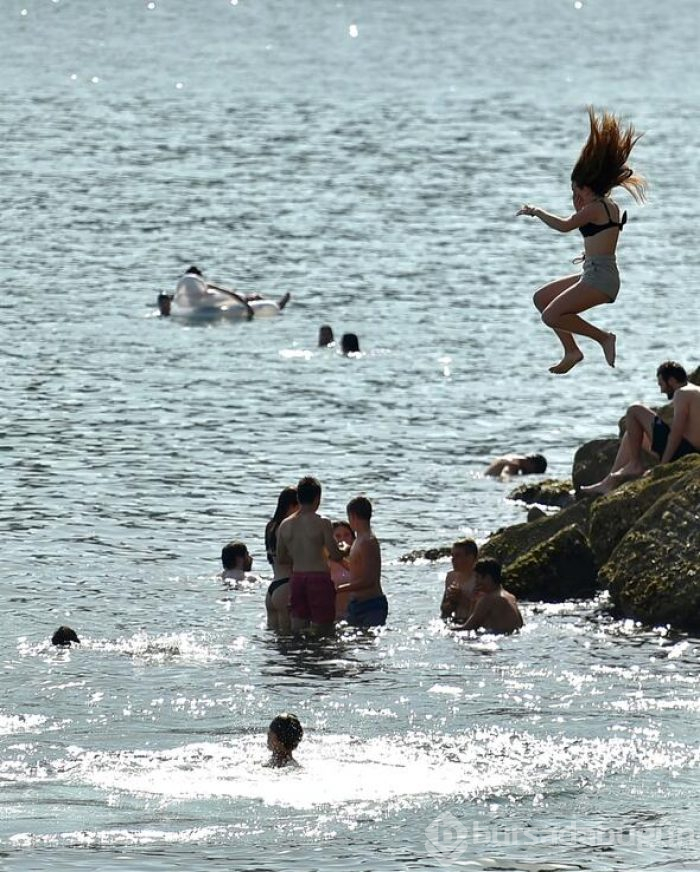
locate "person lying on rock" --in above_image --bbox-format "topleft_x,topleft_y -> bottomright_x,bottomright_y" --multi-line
582,360 -> 700,495
453,558 -> 523,634
440,539 -> 479,623
485,453 -> 547,477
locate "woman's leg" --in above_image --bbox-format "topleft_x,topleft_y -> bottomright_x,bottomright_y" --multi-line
541,280 -> 616,368
533,275 -> 584,373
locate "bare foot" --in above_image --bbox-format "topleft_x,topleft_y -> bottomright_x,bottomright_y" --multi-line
611,462 -> 645,479
580,478 -> 612,496
602,332 -> 616,368
549,350 -> 584,375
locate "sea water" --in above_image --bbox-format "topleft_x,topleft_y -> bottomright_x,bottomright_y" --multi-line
1,1 -> 699,869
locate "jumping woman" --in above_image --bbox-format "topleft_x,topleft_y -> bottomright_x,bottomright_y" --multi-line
517,108 -> 646,374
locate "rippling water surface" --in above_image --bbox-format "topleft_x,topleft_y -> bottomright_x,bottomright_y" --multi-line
2,1 -> 699,870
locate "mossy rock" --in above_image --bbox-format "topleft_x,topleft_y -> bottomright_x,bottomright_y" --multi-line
481,497 -> 592,568
588,455 -> 700,566
399,545 -> 451,563
505,525 -> 598,602
601,464 -> 700,630
508,478 -> 574,509
572,438 -> 620,490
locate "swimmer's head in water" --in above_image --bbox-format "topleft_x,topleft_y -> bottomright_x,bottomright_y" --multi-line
185,265 -> 203,276
268,713 -> 304,752
341,333 -> 360,354
52,626 -> 81,647
157,293 -> 172,316
318,325 -> 334,347
221,540 -> 252,571
297,476 -> 321,507
333,520 -> 355,548
521,454 -> 547,475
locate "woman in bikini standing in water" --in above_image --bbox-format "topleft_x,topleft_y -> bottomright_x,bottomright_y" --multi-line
517,108 -> 647,374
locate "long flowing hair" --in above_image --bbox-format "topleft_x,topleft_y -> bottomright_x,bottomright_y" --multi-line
265,486 -> 298,564
571,107 -> 647,202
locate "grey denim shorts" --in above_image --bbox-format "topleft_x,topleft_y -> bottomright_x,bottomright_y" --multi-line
581,254 -> 620,302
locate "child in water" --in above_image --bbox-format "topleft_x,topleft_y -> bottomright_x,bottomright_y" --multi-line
266,713 -> 304,767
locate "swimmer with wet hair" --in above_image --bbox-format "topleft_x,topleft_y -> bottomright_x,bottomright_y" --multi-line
266,713 -> 304,767
318,325 -> 335,347
51,626 -> 80,647
341,333 -> 360,355
485,452 -> 547,477
220,540 -> 253,582
157,293 -> 173,316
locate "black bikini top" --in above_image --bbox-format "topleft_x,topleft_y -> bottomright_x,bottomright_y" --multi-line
579,199 -> 627,237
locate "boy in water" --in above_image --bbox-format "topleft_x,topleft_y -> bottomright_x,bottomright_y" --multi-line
266,713 -> 303,768
440,539 -> 478,623
276,476 -> 345,635
454,558 -> 523,634
337,496 -> 387,627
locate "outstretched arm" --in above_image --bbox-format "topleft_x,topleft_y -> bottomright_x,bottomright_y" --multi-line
453,597 -> 489,632
516,202 -> 599,233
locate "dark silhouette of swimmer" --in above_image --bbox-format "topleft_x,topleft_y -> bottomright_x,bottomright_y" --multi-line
318,325 -> 335,347
485,453 -> 547,477
341,333 -> 360,355
52,626 -> 80,647
157,293 -> 173,316
266,713 -> 304,767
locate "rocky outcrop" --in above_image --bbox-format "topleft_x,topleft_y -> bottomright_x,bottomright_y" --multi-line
601,456 -> 700,630
572,438 -> 620,490
399,545 -> 451,563
504,525 -> 597,601
508,479 -> 574,509
587,459 -> 697,566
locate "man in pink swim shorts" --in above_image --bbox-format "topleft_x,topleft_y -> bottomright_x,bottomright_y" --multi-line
276,476 -> 345,636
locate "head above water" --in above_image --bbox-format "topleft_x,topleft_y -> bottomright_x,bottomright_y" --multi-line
657,360 -> 688,399
521,453 -> 547,475
474,557 -> 502,589
157,293 -> 172,316
570,107 -> 647,203
318,325 -> 335,347
296,476 -> 322,507
51,626 -> 80,647
268,713 -> 304,752
333,520 -> 355,548
341,333 -> 360,354
347,495 -> 372,524
451,538 -> 478,571
221,540 -> 252,571
185,265 -> 203,277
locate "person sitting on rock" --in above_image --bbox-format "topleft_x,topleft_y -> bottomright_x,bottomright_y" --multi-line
453,558 -> 523,634
220,540 -> 254,582
582,360 -> 700,496
485,453 -> 547,477
440,539 -> 479,623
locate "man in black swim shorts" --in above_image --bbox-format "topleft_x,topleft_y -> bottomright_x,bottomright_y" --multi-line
582,361 -> 700,495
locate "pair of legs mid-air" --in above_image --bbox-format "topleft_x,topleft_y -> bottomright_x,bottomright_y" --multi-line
533,275 -> 616,374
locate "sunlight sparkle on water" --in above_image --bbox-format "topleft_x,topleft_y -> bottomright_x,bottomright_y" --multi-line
175,82 -> 184,90
349,23 -> 359,38
20,8 -> 28,15
574,1 -> 583,8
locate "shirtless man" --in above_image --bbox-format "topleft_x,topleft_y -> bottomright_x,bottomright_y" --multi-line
337,496 -> 387,628
582,361 -> 700,495
275,476 -> 344,635
219,541 -> 254,583
485,453 -> 547,477
440,539 -> 478,623
454,558 -> 523,634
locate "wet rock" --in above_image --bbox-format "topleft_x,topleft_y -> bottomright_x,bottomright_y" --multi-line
572,438 -> 620,490
399,545 -> 451,563
508,479 -> 574,509
588,455 -> 700,566
52,626 -> 81,647
527,506 -> 547,522
504,525 -> 598,602
480,497 -> 592,569
601,458 -> 700,630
